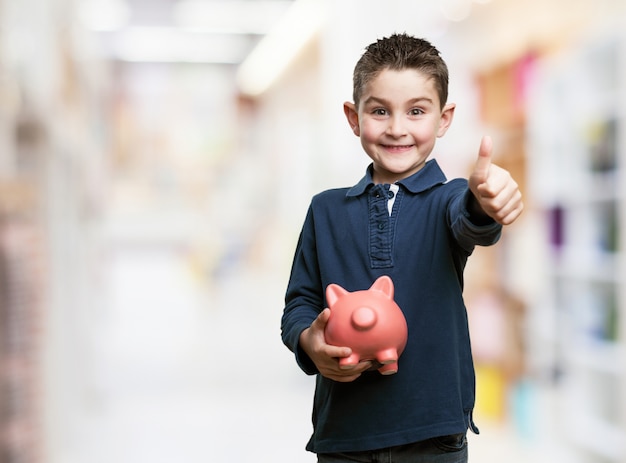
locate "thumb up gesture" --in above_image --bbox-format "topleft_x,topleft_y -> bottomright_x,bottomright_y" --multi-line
468,136 -> 523,225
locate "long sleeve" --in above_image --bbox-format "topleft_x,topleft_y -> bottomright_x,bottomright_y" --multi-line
281,205 -> 323,375
448,187 -> 502,254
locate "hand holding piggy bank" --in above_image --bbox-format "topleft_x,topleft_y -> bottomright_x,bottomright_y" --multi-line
324,276 -> 408,375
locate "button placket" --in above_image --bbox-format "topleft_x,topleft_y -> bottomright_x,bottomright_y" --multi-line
368,184 -> 394,268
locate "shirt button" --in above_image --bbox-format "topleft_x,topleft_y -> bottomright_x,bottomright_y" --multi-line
387,191 -> 394,199
378,222 -> 385,230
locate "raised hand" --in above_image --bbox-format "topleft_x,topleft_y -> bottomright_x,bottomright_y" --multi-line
468,136 -> 523,225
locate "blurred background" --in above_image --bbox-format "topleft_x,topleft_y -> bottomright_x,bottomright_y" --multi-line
1,0 -> 625,462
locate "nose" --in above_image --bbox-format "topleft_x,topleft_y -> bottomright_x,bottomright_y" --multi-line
386,115 -> 407,137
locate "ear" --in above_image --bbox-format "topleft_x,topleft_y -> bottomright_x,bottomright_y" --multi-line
343,102 -> 360,137
326,283 -> 349,308
370,275 -> 394,299
437,103 -> 456,138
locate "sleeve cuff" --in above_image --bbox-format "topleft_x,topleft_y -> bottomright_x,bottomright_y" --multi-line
463,190 -> 496,226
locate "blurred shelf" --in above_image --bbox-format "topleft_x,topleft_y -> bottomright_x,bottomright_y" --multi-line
565,340 -> 624,375
527,27 -> 626,463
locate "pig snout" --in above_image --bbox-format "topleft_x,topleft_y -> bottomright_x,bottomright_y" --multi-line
350,306 -> 377,331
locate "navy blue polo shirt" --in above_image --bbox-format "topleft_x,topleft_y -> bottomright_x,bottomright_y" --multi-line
281,159 -> 502,454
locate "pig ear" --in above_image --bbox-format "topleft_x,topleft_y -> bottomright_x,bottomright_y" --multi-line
326,283 -> 348,307
370,275 -> 394,299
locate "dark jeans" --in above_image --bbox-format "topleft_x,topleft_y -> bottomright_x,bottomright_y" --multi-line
317,433 -> 468,463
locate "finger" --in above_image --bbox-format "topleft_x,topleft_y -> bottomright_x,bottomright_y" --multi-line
317,309 -> 353,358
475,163 -> 513,200
328,361 -> 371,379
326,344 -> 352,359
482,189 -> 524,225
475,170 -> 509,199
338,359 -> 373,371
472,135 -> 493,183
356,360 -> 374,372
501,207 -> 524,225
328,372 -> 363,382
311,308 -> 331,331
499,197 -> 524,225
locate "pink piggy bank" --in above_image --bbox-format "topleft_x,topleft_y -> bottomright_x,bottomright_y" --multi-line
324,275 -> 408,375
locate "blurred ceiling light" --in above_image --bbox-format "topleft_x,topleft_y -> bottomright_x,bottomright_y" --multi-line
108,27 -> 254,63
440,0 -> 473,22
174,0 -> 293,34
236,0 -> 328,97
77,0 -> 131,31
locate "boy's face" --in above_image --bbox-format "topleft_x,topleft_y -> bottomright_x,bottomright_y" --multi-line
344,68 -> 455,184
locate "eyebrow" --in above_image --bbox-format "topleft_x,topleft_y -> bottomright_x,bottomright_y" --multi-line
362,96 -> 435,106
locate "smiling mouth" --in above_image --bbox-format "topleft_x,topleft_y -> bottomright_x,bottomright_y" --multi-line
382,144 -> 414,151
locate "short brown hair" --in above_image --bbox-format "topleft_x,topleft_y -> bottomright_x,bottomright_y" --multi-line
352,33 -> 449,109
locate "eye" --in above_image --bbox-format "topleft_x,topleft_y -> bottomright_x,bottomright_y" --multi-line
409,108 -> 424,116
372,108 -> 388,116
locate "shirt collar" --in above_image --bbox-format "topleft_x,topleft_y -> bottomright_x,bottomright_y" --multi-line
346,159 -> 448,197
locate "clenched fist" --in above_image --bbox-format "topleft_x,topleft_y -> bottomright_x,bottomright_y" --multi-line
468,136 -> 524,225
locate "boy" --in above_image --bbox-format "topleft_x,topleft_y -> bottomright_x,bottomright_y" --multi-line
281,33 -> 523,462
